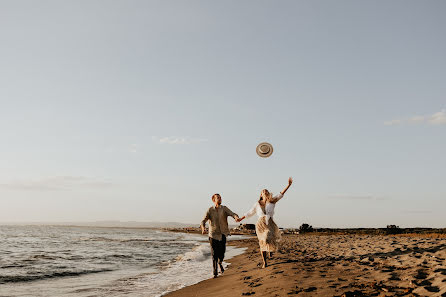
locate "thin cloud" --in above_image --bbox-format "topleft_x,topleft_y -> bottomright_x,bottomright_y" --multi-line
152,136 -> 208,145
329,195 -> 389,201
402,210 -> 433,214
384,109 -> 446,126
428,110 -> 446,125
384,119 -> 403,126
129,144 -> 138,153
409,115 -> 425,124
0,176 -> 114,191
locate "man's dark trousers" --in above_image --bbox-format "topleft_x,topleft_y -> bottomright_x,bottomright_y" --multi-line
209,235 -> 226,276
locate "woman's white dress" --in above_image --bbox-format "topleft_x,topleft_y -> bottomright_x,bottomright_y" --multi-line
243,193 -> 283,252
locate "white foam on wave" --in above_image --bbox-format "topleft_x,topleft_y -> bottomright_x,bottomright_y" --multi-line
100,239 -> 246,297
154,243 -> 246,297
178,243 -> 211,262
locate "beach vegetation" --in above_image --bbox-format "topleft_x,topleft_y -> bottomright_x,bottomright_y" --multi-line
299,223 -> 313,233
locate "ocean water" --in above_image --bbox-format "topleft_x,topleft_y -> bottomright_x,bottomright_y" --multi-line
0,225 -> 246,297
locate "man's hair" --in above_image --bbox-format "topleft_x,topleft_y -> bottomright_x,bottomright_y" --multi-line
212,193 -> 220,200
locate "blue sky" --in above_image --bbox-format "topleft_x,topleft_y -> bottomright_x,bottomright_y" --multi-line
0,0 -> 445,227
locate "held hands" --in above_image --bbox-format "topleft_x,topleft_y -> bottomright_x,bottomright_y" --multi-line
236,216 -> 245,223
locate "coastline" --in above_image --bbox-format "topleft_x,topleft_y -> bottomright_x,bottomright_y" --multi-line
163,237 -> 258,297
164,234 -> 446,297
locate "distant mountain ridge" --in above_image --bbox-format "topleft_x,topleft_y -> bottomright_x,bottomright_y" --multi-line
0,221 -> 198,228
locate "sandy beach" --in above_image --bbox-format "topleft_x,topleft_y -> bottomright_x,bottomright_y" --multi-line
165,234 -> 446,297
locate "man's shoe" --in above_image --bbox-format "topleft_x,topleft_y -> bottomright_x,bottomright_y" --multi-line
213,274 -> 218,278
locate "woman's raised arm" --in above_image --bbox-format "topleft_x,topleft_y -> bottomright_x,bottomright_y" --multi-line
270,177 -> 292,203
280,177 -> 293,195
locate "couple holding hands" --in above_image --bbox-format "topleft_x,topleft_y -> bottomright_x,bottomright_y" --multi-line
200,177 -> 293,278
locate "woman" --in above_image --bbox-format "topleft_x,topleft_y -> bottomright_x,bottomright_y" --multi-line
237,177 -> 293,268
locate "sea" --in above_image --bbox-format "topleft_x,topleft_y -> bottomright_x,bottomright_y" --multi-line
0,225 -> 247,297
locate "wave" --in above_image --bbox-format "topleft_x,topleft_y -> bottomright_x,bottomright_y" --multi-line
178,244 -> 211,262
0,268 -> 114,284
78,237 -> 186,243
105,243 -> 246,297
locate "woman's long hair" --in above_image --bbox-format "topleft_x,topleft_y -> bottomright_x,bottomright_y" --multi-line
258,189 -> 272,203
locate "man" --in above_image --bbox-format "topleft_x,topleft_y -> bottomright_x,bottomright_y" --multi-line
201,193 -> 239,278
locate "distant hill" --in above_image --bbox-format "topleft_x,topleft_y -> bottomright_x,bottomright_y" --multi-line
0,221 -> 198,228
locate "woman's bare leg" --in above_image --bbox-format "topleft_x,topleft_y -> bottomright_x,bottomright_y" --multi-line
261,251 -> 267,268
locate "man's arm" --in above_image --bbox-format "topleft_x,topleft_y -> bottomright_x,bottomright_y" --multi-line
224,206 -> 240,221
200,209 -> 210,234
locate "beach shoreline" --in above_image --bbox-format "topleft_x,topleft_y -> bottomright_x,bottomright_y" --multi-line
164,234 -> 446,297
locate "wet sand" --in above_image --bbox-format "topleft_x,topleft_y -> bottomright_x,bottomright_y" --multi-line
164,234 -> 446,297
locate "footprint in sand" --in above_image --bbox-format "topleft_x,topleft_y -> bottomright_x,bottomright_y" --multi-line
423,285 -> 440,293
389,272 -> 401,281
287,287 -> 303,295
434,268 -> 446,275
303,287 -> 317,292
419,279 -> 432,286
341,289 -> 366,297
381,266 -> 395,273
414,269 -> 428,280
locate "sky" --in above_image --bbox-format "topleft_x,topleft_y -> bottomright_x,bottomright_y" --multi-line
0,0 -> 445,228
